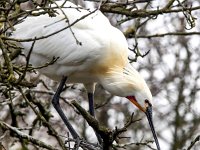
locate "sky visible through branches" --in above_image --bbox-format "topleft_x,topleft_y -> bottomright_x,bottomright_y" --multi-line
0,0 -> 200,150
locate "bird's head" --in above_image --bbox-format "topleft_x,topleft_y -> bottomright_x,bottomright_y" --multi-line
123,65 -> 160,150
100,63 -> 160,150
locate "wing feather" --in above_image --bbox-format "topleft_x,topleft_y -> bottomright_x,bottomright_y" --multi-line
12,2 -> 110,70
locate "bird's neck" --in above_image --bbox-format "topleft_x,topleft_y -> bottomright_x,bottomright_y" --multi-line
98,64 -> 136,97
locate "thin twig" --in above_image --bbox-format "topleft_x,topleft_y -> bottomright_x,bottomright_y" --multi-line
5,8 -> 98,42
15,38 -> 36,84
18,87 -> 66,149
186,135 -> 200,150
0,121 -> 59,150
136,31 -> 200,38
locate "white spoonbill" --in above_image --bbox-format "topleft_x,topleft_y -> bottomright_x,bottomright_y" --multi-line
12,1 -> 160,149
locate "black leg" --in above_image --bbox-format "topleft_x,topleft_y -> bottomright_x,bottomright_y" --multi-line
88,92 -> 102,144
52,76 -> 79,139
88,93 -> 95,116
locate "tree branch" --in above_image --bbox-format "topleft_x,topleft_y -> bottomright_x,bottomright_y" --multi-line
133,32 -> 200,39
187,135 -> 200,150
0,121 -> 59,150
100,4 -> 200,18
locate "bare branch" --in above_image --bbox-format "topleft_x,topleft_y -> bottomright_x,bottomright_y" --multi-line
0,121 -> 59,150
4,8 -> 98,42
100,4 -> 200,18
135,31 -> 200,38
186,135 -> 200,150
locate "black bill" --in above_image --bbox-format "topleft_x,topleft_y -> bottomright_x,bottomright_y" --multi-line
145,106 -> 161,150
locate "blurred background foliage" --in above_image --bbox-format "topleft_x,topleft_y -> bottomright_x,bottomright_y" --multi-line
0,0 -> 200,150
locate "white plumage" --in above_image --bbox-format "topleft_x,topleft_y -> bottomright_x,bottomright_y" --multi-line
12,2 -> 161,149
13,1 -> 151,102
